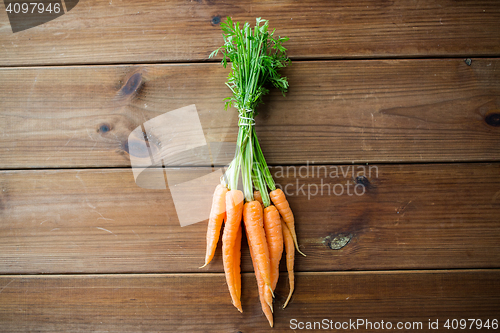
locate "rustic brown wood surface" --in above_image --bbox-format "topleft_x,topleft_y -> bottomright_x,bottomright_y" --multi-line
1,59 -> 500,169
1,164 -> 499,274
0,271 -> 499,332
1,0 -> 499,331
1,0 -> 500,66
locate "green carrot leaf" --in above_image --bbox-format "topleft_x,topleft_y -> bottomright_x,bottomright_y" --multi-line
212,17 -> 290,201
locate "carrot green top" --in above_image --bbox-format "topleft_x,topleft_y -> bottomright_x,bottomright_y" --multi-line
210,17 -> 290,206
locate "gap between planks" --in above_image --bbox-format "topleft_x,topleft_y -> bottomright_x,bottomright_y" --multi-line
1,55 -> 500,70
1,160 -> 500,173
1,269 -> 498,278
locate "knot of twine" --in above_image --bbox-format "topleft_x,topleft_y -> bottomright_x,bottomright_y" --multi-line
238,109 -> 255,128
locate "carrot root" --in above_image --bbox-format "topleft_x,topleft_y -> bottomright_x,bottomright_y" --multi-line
248,232 -> 274,326
234,224 -> 242,302
222,190 -> 244,312
243,201 -> 272,287
200,184 -> 228,268
270,188 -> 306,257
263,205 -> 283,293
282,221 -> 295,309
296,245 -> 306,257
244,201 -> 274,310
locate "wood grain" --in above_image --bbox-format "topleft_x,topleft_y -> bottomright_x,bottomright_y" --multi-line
0,270 -> 499,332
1,0 -> 499,66
2,1 -> 498,330
1,59 -> 499,169
1,163 -> 499,274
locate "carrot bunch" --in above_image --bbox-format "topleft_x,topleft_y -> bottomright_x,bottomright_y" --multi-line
201,187 -> 302,327
200,17 -> 305,327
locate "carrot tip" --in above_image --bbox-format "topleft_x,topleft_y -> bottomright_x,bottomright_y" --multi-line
199,263 -> 207,269
232,301 -> 243,313
283,287 -> 294,308
283,295 -> 292,309
268,284 -> 275,298
265,299 -> 273,312
297,247 -> 306,257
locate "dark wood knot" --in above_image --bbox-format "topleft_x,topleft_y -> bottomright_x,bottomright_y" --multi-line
98,123 -> 111,134
211,16 -> 221,25
121,141 -> 130,154
485,113 -> 500,127
355,175 -> 371,189
324,233 -> 352,250
120,72 -> 142,95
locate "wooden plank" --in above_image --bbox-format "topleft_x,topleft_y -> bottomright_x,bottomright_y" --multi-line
1,0 -> 499,66
1,59 -> 500,169
1,163 -> 499,274
0,270 -> 499,332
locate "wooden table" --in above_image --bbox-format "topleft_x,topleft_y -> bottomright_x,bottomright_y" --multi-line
1,1 -> 500,331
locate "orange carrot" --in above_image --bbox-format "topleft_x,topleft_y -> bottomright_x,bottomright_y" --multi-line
253,191 -> 283,291
253,190 -> 264,209
282,221 -> 295,308
270,188 -> 305,256
248,236 -> 273,327
222,190 -> 244,312
263,205 -> 283,291
243,201 -> 273,308
234,221 -> 242,301
201,184 -> 228,268
245,222 -> 273,315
